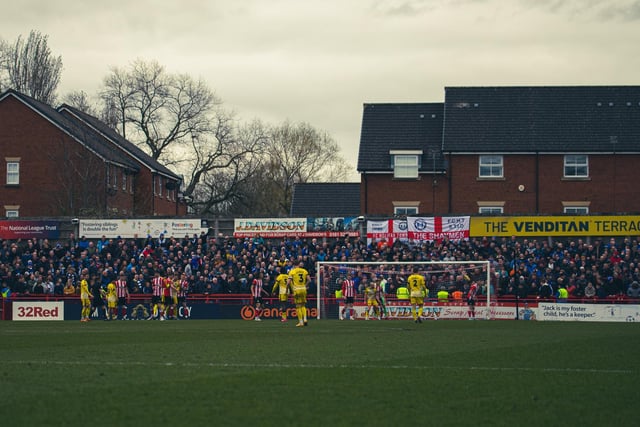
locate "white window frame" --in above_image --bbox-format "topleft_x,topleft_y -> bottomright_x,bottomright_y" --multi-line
479,206 -> 504,214
158,176 -> 163,197
394,206 -> 418,216
562,201 -> 590,214
393,155 -> 419,179
392,201 -> 420,216
564,155 -> 588,178
479,155 -> 503,178
564,206 -> 589,214
122,170 -> 127,190
390,150 -> 422,179
6,160 -> 20,185
5,209 -> 19,218
477,201 -> 505,214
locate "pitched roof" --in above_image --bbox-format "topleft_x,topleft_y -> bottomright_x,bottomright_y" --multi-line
290,183 -> 360,217
357,103 -> 444,172
58,105 -> 180,180
443,86 -> 640,153
0,89 -> 139,171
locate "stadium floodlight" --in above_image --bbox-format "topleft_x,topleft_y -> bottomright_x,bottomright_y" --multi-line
315,260 -> 492,320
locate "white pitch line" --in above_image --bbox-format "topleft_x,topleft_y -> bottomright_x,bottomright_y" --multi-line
4,359 -> 636,375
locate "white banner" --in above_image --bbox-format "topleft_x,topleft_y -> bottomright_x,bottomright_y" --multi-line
234,218 -> 307,236
79,219 -> 209,239
538,303 -> 640,322
340,303 -> 516,320
407,216 -> 470,241
339,302 -> 640,322
13,301 -> 64,321
366,219 -> 408,246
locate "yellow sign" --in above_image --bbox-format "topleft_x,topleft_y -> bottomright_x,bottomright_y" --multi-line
470,216 -> 640,237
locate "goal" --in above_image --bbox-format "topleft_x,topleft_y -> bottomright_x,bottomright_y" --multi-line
314,260 -> 492,320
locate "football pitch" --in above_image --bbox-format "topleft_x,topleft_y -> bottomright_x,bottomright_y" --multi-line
1,319 -> 638,427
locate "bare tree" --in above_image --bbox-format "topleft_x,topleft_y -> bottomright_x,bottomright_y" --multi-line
101,59 -> 219,161
218,120 -> 350,216
63,90 -> 97,116
264,121 -> 350,214
185,118 -> 270,215
0,38 -> 8,91
100,59 -> 268,214
0,30 -> 62,104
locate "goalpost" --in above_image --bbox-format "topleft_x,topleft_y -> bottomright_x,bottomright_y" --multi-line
315,260 -> 492,320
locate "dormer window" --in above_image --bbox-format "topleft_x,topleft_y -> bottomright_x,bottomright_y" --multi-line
390,150 -> 422,179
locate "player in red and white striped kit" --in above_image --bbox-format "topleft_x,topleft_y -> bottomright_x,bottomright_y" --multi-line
148,271 -> 164,320
251,272 -> 269,321
115,272 -> 129,320
340,273 -> 357,320
467,281 -> 479,320
177,272 -> 190,319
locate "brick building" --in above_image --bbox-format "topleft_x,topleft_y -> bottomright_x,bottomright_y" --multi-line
358,86 -> 640,217
0,89 -> 185,218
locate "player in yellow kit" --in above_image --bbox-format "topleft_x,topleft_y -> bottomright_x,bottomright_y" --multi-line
407,267 -> 427,323
272,268 -> 292,322
105,281 -> 117,320
289,262 -> 310,327
79,270 -> 92,322
363,280 -> 379,320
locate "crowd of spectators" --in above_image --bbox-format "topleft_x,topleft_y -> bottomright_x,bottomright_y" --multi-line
2,231 -> 640,302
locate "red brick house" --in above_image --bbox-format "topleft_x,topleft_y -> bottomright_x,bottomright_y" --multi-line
358,86 -> 640,216
0,89 -> 185,218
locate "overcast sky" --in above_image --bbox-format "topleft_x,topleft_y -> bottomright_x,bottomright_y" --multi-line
2,0 -> 640,180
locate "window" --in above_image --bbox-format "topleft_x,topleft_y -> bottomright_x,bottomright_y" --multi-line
122,170 -> 127,190
479,206 -> 503,214
158,176 -> 163,197
477,201 -> 505,214
394,206 -> 418,215
393,155 -> 419,178
564,206 -> 589,214
390,150 -> 422,179
563,201 -> 590,214
479,155 -> 503,178
6,160 -> 20,185
4,205 -> 19,217
392,201 -> 420,216
564,155 -> 588,178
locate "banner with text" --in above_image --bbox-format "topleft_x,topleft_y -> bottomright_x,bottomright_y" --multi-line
79,219 -> 209,239
234,217 -> 360,238
12,301 -> 64,321
470,215 -> 640,237
366,219 -> 408,246
407,216 -> 470,242
537,302 -> 640,322
0,220 -> 61,239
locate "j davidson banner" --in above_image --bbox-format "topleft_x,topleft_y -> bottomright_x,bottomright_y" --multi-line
234,217 -> 360,238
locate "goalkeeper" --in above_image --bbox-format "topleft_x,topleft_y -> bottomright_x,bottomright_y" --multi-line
375,275 -> 388,319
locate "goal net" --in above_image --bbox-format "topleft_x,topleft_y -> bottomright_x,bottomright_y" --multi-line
314,260 -> 492,320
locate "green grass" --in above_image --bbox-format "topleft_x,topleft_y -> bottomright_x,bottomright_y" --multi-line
1,319 -> 639,427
